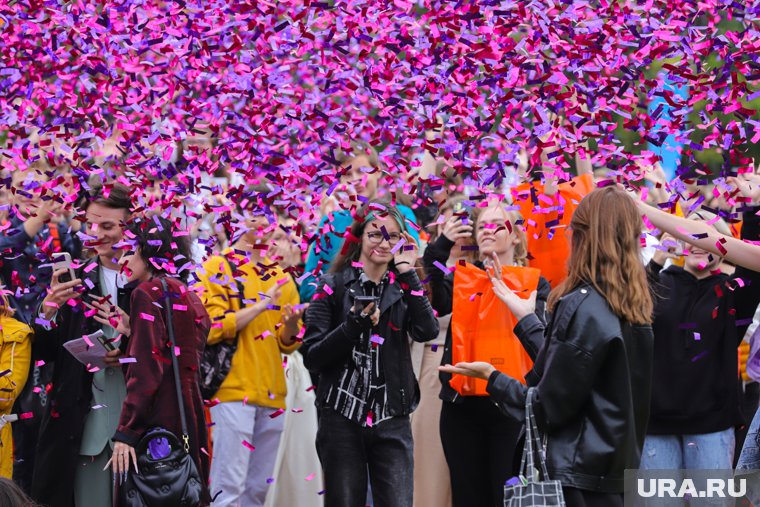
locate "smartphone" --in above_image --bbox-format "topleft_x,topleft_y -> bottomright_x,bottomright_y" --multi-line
453,202 -> 472,224
52,252 -> 76,284
92,329 -> 116,352
353,295 -> 378,315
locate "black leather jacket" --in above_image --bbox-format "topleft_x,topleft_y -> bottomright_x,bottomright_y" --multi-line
302,267 -> 439,416
486,284 -> 653,493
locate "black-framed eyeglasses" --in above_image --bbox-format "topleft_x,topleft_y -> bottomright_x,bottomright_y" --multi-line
365,231 -> 403,245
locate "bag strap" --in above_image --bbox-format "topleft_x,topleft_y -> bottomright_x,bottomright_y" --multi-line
223,257 -> 247,344
159,278 -> 191,454
519,387 -> 551,482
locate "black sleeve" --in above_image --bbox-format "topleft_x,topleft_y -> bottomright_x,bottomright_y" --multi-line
514,313 -> 546,361
31,308 -> 69,363
301,275 -> 371,372
732,207 -> 760,343
422,235 -> 455,317
646,259 -> 664,286
488,303 -> 610,432
534,276 -> 551,326
399,270 -> 439,343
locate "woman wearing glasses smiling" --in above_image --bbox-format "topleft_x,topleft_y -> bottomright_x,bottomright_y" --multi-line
302,201 -> 439,507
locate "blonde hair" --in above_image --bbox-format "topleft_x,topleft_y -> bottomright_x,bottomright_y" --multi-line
0,288 -> 15,318
472,202 -> 529,267
548,186 -> 653,325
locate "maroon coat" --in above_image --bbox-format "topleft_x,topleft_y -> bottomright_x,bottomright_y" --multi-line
113,276 -> 211,502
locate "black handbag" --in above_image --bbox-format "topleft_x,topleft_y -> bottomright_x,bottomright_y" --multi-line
198,259 -> 244,400
121,278 -> 204,507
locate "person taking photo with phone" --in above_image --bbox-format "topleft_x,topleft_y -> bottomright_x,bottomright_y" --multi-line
301,201 -> 439,507
31,184 -> 133,507
0,164 -> 82,493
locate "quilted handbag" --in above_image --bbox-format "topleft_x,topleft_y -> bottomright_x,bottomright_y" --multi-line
503,387 -> 566,507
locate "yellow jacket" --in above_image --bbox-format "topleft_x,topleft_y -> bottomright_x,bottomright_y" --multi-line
0,315 -> 32,478
198,253 -> 300,408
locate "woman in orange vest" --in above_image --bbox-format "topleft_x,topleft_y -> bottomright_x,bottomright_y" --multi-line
423,200 -> 550,507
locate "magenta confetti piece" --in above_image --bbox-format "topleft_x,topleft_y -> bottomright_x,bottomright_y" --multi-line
242,440 -> 255,452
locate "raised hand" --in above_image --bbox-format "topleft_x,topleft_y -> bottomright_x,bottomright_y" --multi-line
486,253 -> 536,321
393,233 -> 418,273
41,268 -> 83,320
652,233 -> 681,266
728,173 -> 760,206
441,214 -> 473,243
85,296 -> 131,336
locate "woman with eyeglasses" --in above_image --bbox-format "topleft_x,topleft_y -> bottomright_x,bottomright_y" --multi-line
301,201 -> 439,507
423,200 -> 551,507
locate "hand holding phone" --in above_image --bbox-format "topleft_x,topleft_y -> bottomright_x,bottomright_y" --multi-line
52,253 -> 76,284
353,295 -> 378,316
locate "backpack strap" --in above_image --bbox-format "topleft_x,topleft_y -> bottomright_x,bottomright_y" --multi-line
222,256 -> 247,345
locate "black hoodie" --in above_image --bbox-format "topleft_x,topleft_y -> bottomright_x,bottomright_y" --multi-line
646,207 -> 760,435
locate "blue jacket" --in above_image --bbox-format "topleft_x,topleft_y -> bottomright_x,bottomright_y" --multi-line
0,216 -> 81,324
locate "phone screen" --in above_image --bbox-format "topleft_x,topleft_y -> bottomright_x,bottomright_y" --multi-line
354,295 -> 377,314
52,253 -> 75,284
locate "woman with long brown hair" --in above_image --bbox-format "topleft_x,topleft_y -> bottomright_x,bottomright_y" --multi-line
441,186 -> 655,507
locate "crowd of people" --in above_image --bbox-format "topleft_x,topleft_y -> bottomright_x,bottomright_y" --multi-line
1,133 -> 760,507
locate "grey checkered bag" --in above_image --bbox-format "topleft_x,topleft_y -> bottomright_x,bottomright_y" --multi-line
503,387 -> 566,507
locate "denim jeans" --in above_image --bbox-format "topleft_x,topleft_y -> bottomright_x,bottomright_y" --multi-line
639,430 -> 735,507
316,408 -> 413,507
738,407 -> 760,471
640,429 -> 735,470
737,408 -> 760,506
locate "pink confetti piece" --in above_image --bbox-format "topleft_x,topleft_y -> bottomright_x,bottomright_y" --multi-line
269,408 -> 285,418
305,473 -> 316,481
390,237 -> 406,254
139,313 -> 155,322
242,440 -> 255,452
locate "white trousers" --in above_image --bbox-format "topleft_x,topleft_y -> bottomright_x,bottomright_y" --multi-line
209,402 -> 285,507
